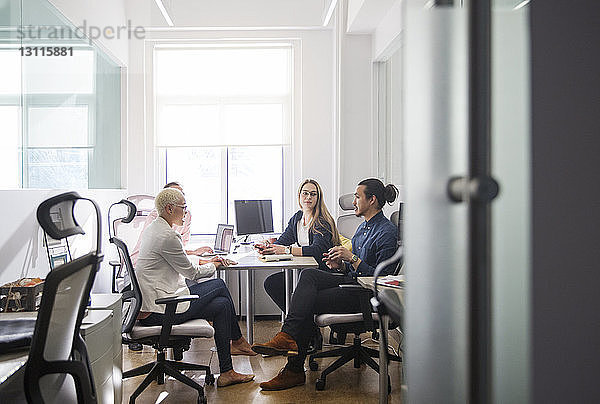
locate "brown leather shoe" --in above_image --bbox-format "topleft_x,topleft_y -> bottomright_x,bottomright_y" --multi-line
251,331 -> 298,356
259,368 -> 306,391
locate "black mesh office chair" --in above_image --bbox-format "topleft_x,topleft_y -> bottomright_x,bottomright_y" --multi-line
25,191 -> 103,404
108,200 -> 215,404
108,194 -> 155,293
308,203 -> 404,392
307,260 -> 403,392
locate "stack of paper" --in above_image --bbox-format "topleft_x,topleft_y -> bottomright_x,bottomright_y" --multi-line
376,275 -> 406,289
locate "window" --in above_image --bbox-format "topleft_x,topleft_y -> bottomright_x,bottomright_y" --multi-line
0,44 -> 122,189
154,45 -> 293,234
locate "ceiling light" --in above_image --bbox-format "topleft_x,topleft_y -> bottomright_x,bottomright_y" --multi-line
154,0 -> 174,27
322,0 -> 338,27
513,0 -> 530,10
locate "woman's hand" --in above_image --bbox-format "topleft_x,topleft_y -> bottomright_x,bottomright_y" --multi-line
209,256 -> 238,267
187,246 -> 213,256
261,244 -> 287,255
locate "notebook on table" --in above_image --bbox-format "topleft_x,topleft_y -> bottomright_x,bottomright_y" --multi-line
259,254 -> 293,262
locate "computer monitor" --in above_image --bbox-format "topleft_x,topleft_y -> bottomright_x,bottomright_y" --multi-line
234,200 -> 274,236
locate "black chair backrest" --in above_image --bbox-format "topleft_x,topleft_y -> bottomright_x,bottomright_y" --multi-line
107,199 -> 142,335
108,199 -> 137,239
37,191 -> 102,255
397,202 -> 404,246
390,202 -> 404,274
26,192 -> 103,404
111,237 -> 142,335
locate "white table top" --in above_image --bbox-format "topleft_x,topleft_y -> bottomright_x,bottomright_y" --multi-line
0,349 -> 28,385
192,250 -> 319,271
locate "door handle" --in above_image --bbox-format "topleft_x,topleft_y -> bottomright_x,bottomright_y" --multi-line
447,176 -> 499,203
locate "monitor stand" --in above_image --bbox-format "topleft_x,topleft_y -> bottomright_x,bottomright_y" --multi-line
239,234 -> 253,244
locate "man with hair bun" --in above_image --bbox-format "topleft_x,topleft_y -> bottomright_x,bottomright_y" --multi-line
252,178 -> 399,391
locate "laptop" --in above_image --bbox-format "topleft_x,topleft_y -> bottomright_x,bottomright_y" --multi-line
203,224 -> 234,256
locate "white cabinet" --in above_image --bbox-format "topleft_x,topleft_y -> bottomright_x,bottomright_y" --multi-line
89,294 -> 122,404
81,309 -> 113,404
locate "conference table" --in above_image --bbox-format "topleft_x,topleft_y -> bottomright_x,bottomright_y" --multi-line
214,250 -> 319,344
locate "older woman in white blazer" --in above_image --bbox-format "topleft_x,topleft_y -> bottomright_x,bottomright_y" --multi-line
136,187 -> 255,387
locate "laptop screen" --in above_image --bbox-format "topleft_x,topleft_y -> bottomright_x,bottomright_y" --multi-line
215,224 -> 234,252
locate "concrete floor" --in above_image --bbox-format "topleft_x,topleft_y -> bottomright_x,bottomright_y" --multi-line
122,320 -> 404,403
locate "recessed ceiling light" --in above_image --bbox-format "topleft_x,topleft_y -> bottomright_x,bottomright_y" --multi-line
154,0 -> 174,27
322,0 -> 338,27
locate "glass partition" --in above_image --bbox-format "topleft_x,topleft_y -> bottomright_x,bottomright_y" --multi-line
0,0 -> 122,189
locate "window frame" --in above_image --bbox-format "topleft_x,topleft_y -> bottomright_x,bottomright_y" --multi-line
149,41 -> 298,235
0,44 -> 125,189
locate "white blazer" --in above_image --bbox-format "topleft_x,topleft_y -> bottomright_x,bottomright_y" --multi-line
136,216 -> 215,314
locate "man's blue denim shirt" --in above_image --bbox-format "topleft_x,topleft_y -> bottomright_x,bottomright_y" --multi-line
346,210 -> 398,276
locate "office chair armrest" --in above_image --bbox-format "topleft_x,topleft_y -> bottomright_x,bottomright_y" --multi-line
155,295 -> 200,346
338,284 -> 375,331
339,284 -> 371,293
155,294 -> 199,305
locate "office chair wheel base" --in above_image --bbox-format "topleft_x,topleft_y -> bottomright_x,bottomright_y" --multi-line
309,360 -> 318,371
128,343 -> 143,351
205,373 -> 215,385
173,348 -> 184,361
315,378 -> 326,391
198,395 -> 207,404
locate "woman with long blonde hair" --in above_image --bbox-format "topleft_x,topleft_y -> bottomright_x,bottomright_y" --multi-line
259,178 -> 340,313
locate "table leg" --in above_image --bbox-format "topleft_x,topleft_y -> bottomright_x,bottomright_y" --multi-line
246,269 -> 254,344
284,268 -> 293,315
379,314 -> 390,404
280,269 -> 286,322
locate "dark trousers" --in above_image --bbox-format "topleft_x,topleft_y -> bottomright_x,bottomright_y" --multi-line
140,278 -> 242,373
280,269 -> 358,372
263,270 -> 291,313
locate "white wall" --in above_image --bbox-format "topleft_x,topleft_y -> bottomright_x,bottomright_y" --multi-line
49,0 -> 129,65
337,0 -> 376,195
0,189 -> 127,293
339,33 -> 374,194
340,0 -> 404,202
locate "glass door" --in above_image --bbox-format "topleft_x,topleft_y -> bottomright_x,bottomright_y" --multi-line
403,0 -> 530,402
